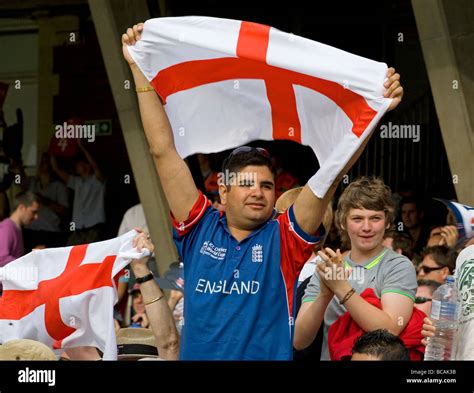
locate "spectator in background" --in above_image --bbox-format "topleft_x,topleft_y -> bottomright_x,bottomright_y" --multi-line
383,231 -> 414,261
400,197 -> 430,257
50,139 -> 105,245
417,245 -> 455,284
129,284 -> 150,329
351,329 -> 410,361
426,225 -> 458,248
23,153 -> 69,249
0,191 -> 39,267
414,279 -> 441,317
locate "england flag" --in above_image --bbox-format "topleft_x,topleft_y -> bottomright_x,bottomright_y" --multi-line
0,231 -> 148,360
128,16 -> 392,197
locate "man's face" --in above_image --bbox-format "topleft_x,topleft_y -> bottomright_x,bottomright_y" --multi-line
401,202 -> 422,229
345,208 -> 388,254
417,254 -> 448,283
219,165 -> 275,230
414,285 -> 433,317
20,202 -> 39,226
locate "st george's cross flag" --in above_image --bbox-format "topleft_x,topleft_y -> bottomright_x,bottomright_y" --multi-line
128,16 -> 393,197
0,230 -> 149,360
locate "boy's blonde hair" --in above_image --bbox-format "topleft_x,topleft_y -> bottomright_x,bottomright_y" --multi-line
335,177 -> 395,242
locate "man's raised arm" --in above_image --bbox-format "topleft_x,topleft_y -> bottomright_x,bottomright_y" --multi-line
293,68 -> 404,236
122,23 -> 199,221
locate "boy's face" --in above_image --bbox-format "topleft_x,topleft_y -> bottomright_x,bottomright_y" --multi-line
345,208 -> 388,253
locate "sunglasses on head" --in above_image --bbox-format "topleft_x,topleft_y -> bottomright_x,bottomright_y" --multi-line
222,146 -> 271,172
415,296 -> 432,304
419,265 -> 445,274
228,146 -> 270,158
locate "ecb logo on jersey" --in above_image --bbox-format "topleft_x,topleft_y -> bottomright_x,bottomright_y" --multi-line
252,244 -> 263,263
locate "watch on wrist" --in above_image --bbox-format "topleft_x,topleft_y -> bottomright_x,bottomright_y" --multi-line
135,271 -> 154,284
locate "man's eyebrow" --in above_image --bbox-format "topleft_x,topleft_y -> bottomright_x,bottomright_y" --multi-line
260,181 -> 274,187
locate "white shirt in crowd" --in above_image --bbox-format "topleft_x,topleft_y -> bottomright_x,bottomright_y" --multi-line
118,204 -> 148,235
298,254 -> 322,286
67,175 -> 105,229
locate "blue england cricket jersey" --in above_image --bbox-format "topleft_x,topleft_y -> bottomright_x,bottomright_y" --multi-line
172,192 -> 322,360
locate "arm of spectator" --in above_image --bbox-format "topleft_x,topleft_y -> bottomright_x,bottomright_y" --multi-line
131,313 -> 150,329
421,317 -> 435,346
63,346 -> 101,360
49,156 -> 70,184
293,68 -> 403,236
294,292 -> 333,350
0,231 -> 17,267
117,279 -> 128,303
294,267 -> 334,350
130,228 -> 180,360
342,291 -> 414,335
438,225 -> 458,248
77,139 -> 105,183
122,23 -> 199,222
167,289 -> 183,312
34,193 -> 67,217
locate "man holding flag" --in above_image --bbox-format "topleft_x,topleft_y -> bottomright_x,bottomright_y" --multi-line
122,19 -> 403,360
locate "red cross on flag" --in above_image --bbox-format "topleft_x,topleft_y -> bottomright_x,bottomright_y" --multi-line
128,16 -> 392,197
0,230 -> 148,360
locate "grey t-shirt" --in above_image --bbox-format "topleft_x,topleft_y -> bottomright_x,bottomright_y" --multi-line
302,247 -> 417,360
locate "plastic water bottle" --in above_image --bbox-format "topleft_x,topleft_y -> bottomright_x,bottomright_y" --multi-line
424,276 -> 459,361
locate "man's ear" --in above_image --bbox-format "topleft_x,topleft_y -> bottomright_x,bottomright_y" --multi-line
218,183 -> 228,205
441,267 -> 450,280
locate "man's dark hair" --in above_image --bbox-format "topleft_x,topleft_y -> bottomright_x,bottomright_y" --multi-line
352,329 -> 410,360
421,245 -> 456,274
221,148 -> 275,185
12,191 -> 38,211
417,279 -> 441,295
392,231 -> 414,260
400,196 -> 423,212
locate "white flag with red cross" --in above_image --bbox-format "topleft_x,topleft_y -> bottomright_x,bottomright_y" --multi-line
128,16 -> 392,197
0,230 -> 148,360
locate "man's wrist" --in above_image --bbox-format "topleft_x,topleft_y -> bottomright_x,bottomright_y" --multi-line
132,265 -> 151,278
135,271 -> 154,284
